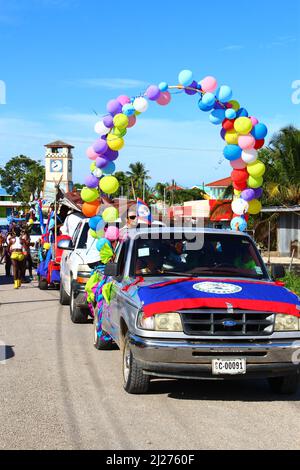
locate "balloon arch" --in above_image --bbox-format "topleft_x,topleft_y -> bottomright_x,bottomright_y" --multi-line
81,69 -> 268,247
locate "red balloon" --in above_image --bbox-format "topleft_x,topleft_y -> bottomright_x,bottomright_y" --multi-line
231,169 -> 248,183
233,180 -> 248,191
254,139 -> 265,150
222,119 -> 235,131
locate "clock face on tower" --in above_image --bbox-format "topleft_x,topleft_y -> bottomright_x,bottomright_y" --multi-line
50,159 -> 63,172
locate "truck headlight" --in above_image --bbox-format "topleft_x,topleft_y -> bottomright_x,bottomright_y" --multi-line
138,312 -> 183,332
275,314 -> 300,331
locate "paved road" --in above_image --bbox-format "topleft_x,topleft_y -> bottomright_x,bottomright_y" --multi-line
1,266 -> 300,450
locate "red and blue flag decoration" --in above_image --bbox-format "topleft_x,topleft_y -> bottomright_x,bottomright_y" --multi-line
138,278 -> 300,318
136,198 -> 152,225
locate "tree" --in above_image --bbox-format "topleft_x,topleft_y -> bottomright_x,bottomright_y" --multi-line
114,171 -> 130,198
126,162 -> 150,199
0,155 -> 45,202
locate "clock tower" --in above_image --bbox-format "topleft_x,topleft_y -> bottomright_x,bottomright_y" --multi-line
43,140 -> 74,202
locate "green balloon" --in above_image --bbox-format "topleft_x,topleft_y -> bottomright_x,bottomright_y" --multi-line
102,207 -> 119,223
81,187 -> 99,203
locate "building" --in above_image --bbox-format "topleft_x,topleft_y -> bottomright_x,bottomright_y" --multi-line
0,187 -> 23,227
43,140 -> 74,202
205,177 -> 231,200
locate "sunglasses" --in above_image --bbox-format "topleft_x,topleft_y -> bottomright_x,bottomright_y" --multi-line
128,215 -> 137,220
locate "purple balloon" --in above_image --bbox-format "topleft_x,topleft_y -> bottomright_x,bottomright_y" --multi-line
103,148 -> 119,161
103,114 -> 114,128
253,187 -> 263,199
214,101 -> 224,110
241,189 -> 255,202
93,138 -> 108,155
106,99 -> 122,116
185,80 -> 198,95
146,85 -> 161,101
85,174 -> 100,188
220,128 -> 226,140
96,156 -> 110,169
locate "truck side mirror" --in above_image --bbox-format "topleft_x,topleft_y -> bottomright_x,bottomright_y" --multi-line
57,239 -> 74,251
104,262 -> 120,277
271,264 -> 285,280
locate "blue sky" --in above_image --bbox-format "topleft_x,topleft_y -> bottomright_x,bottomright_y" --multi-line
0,0 -> 299,187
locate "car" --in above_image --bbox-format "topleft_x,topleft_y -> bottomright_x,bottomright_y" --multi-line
93,227 -> 300,395
58,217 -> 99,323
29,222 -> 43,266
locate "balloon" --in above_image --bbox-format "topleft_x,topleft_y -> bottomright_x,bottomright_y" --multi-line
103,115 -> 114,128
254,139 -> 265,150
225,109 -> 236,120
241,189 -> 256,202
112,127 -> 127,137
159,82 -> 168,92
85,174 -> 99,188
230,216 -> 248,232
106,133 -> 124,151
106,99 -> 122,116
241,149 -> 258,164
99,175 -> 119,194
146,85 -> 161,101
231,198 -> 249,216
247,160 -> 266,178
236,108 -> 249,117
216,85 -> 232,103
234,117 -> 253,135
43,242 -> 51,250
225,129 -> 239,145
93,138 -> 108,155
250,116 -> 259,126
89,215 -> 102,231
202,93 -> 216,107
102,161 -> 116,175
248,175 -> 264,189
82,200 -> 100,218
251,123 -> 268,139
105,225 -> 120,242
238,135 -> 256,150
156,91 -> 171,106
127,114 -> 137,128
96,238 -> 111,252
198,99 -> 214,112
233,189 -> 242,196
253,187 -> 263,199
94,120 -> 110,136
96,218 -> 106,232
81,187 -> 99,203
233,180 -> 248,191
248,199 -> 262,215
90,161 -> 96,171
220,128 -> 226,140
209,109 -> 226,124
103,148 -> 119,161
96,156 -> 110,169
89,229 -> 100,239
231,169 -> 249,183
230,158 -> 247,169
102,206 -> 119,223
185,80 -> 198,95
93,168 -> 103,178
178,69 -> 193,87
122,103 -> 135,116
117,95 -> 130,106
133,97 -> 148,113
222,118 -> 235,131
223,144 -> 242,161
113,113 -> 129,130
228,100 -> 240,111
86,146 -> 99,160
200,76 -> 217,93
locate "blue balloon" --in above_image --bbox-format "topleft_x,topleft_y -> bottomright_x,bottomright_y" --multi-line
122,103 -> 135,116
178,69 -> 193,87
230,216 -> 248,232
202,92 -> 216,107
223,144 -> 242,161
89,215 -> 102,231
225,108 -> 236,120
209,109 -> 226,125
216,85 -> 233,103
96,238 -> 111,252
251,123 -> 268,140
198,99 -> 214,112
159,82 -> 168,92
96,218 -> 106,232
236,108 -> 249,117
102,161 -> 116,175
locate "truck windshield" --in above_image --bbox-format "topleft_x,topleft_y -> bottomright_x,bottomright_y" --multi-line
133,233 -> 268,280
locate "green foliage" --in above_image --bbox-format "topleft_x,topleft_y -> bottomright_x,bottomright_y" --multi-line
0,155 -> 45,202
282,272 -> 300,296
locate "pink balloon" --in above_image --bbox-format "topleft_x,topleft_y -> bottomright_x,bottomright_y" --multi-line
105,226 -> 120,242
200,76 -> 217,93
127,114 -> 136,128
230,158 -> 247,170
86,146 -> 99,160
250,116 -> 259,127
156,91 -> 171,106
238,135 -> 256,150
117,95 -> 130,106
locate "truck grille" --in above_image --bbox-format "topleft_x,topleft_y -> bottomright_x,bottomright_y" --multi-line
181,310 -> 275,336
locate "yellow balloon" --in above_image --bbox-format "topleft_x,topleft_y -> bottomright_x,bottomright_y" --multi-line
107,133 -> 124,151
248,175 -> 263,189
234,189 -> 242,196
28,218 -> 34,225
113,113 -> 129,130
248,199 -> 262,215
43,242 -> 51,250
102,207 -> 119,223
247,160 -> 266,178
229,100 -> 240,111
225,129 -> 239,145
99,176 -> 119,195
234,117 -> 253,135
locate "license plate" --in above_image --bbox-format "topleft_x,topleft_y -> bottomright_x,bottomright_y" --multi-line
212,358 -> 246,375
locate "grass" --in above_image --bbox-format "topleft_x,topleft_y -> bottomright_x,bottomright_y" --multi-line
283,272 -> 300,296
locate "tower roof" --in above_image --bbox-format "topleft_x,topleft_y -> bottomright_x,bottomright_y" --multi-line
45,140 -> 74,149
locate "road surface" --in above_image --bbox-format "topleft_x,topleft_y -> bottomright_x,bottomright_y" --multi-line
0,265 -> 300,450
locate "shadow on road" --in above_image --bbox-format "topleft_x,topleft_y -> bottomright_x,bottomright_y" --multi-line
0,344 -> 15,362
0,275 -> 14,285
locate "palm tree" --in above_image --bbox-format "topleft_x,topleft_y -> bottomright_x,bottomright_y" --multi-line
126,162 -> 150,199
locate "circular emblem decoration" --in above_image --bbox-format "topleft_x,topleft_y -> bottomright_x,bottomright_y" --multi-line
193,282 -> 242,295
138,205 -> 150,217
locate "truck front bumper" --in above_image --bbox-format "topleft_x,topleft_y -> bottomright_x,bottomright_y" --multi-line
128,335 -> 300,380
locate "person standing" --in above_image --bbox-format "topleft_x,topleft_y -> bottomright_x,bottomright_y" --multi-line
7,226 -> 26,289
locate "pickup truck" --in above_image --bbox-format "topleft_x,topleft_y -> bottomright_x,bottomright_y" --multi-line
93,227 -> 300,395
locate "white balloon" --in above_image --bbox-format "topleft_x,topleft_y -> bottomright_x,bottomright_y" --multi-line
241,149 -> 258,164
133,97 -> 148,113
93,168 -> 103,178
94,120 -> 110,135
231,198 -> 249,216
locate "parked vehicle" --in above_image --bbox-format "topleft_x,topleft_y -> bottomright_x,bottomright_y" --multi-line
29,222 -> 43,267
94,227 -> 300,395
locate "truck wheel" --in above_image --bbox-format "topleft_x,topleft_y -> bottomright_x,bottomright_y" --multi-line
268,374 -> 300,395
39,279 -> 48,290
93,306 -> 114,350
123,333 -> 150,394
70,284 -> 88,324
59,281 -> 70,305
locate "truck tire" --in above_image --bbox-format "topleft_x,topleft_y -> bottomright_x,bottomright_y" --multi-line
59,281 -> 70,305
93,306 -> 114,350
39,279 -> 48,290
268,374 -> 300,395
70,284 -> 88,324
123,333 -> 150,394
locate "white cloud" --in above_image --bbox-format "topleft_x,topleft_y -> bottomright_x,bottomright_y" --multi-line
71,78 -> 148,90
220,45 -> 244,52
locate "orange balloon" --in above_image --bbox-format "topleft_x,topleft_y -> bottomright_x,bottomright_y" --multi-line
82,200 -> 100,218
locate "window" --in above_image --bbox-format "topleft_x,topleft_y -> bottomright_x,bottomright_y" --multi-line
77,223 -> 89,249
72,223 -> 82,247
